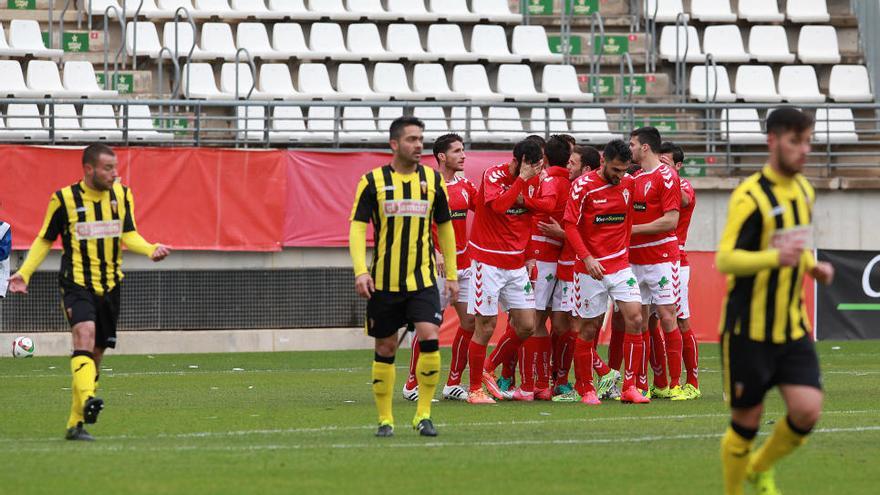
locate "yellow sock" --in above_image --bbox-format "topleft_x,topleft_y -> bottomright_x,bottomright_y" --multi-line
721,425 -> 755,495
69,352 -> 96,428
372,360 -> 395,427
749,417 -> 808,473
415,350 -> 441,423
66,380 -> 83,429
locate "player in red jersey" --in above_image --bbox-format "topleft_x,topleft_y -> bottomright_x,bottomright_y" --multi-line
560,139 -> 648,404
402,134 -> 478,402
628,127 -> 684,400
465,139 -> 544,404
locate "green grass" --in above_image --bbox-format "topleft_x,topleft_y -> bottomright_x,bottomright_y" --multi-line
0,341 -> 878,494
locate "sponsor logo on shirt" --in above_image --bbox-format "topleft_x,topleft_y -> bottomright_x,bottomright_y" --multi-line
505,207 -> 529,216
450,209 -> 468,220
383,200 -> 430,217
592,198 -> 608,204
634,202 -> 647,211
594,214 -> 626,224
74,220 -> 122,240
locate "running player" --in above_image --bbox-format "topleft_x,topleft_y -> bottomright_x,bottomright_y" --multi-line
349,117 -> 459,437
8,144 -> 171,441
718,107 -> 833,495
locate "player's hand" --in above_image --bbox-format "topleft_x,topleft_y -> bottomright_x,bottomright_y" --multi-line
777,244 -> 803,267
583,256 -> 606,280
811,261 -> 835,285
445,279 -> 460,305
659,154 -> 673,167
7,273 -> 27,294
355,273 -> 375,299
525,258 -> 536,275
519,160 -> 541,181
436,252 -> 446,279
151,244 -> 171,262
538,218 -> 565,239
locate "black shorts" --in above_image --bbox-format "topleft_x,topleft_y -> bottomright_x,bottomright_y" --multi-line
60,279 -> 120,349
366,286 -> 442,339
721,332 -> 822,409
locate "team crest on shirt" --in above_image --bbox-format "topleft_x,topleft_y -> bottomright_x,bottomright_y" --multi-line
461,190 -> 469,204
644,182 -> 652,196
528,185 -> 535,197
622,189 -> 630,204
110,200 -> 118,215
420,181 -> 428,195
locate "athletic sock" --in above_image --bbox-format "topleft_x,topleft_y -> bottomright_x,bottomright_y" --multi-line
749,417 -> 810,474
666,328 -> 683,387
468,340 -> 488,392
608,319 -> 625,371
446,327 -> 472,387
721,422 -> 757,495
638,330 -> 651,391
534,335 -> 551,390
414,340 -> 441,421
520,337 -> 538,392
681,329 -> 700,388
591,339 -> 611,376
486,324 -> 524,375
372,355 -> 396,426
649,325 -> 669,389
68,351 -> 96,429
622,333 -> 643,390
405,335 -> 419,389
573,338 -> 596,395
559,331 -> 576,385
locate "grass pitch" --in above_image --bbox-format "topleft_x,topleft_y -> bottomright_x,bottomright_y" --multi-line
0,341 -> 878,495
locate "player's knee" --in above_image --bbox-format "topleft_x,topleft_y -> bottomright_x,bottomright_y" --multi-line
374,341 -> 397,359
627,313 -> 644,332
790,405 -> 822,432
460,314 -> 476,331
72,322 -> 96,349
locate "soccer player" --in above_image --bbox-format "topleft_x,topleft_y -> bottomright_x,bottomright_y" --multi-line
561,139 -> 648,404
628,127 -> 684,399
659,141 -> 700,400
349,117 -> 460,438
7,144 -> 170,441
402,133 -> 477,402
465,139 -> 543,404
0,220 -> 10,298
717,107 -> 833,495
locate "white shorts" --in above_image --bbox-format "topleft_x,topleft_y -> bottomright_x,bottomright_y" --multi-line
533,260 -> 558,310
677,265 -> 690,319
631,262 -> 679,306
550,279 -> 573,313
467,261 -> 536,316
437,267 -> 472,309
572,268 -> 642,319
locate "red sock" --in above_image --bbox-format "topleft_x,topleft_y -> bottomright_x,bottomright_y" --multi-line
468,340 -> 488,392
637,331 -> 650,391
406,334 -> 420,389
558,331 -> 576,386
608,322 -> 625,371
550,331 -> 559,370
488,322 -> 520,374
551,332 -> 566,385
534,335 -> 551,390
447,327 -> 472,386
520,337 -> 539,392
573,338 -> 596,395
591,339 -> 611,377
623,333 -> 644,390
666,328 -> 683,387
513,343 -> 523,382
649,325 -> 669,389
681,329 -> 700,388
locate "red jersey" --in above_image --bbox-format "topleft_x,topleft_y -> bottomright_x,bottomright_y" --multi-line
629,164 -> 681,265
563,170 -> 636,275
469,163 -> 535,270
677,177 -> 696,267
525,167 -> 570,263
556,242 -> 576,281
442,175 -> 478,270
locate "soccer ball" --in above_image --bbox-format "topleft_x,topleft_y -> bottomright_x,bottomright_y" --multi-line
12,337 -> 35,358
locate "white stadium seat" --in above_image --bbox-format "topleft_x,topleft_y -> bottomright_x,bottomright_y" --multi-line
452,65 -> 503,101
44,104 -> 91,141
125,0 -> 171,18
81,105 -> 123,141
738,0 -> 784,22
720,108 -> 765,144
497,64 -> 548,102
309,22 -> 360,61
690,0 -> 737,22
85,0 -> 124,18
156,0 -> 196,18
412,63 -> 465,100
377,106 -> 403,131
162,22 -> 203,58
689,65 -> 736,102
0,23 -> 28,57
273,23 -> 319,59
386,0 -> 439,22
26,60 -> 80,98
570,108 -> 614,144
778,66 -> 825,103
748,25 -> 795,64
786,0 -> 830,23
529,108 -> 570,134
451,106 -> 491,142
308,0 -> 360,21
347,24 -> 396,61
511,26 -> 563,63
220,63 -> 263,99
193,0 -> 245,19
735,66 -> 782,102
269,106 -> 314,143
542,65 -> 593,102
198,22 -> 239,60
471,0 -> 523,23
702,25 -> 749,63
3,104 -> 48,141
413,106 -> 449,141
125,105 -> 168,142
267,0 -> 321,20
829,65 -> 874,102
659,25 -> 704,63
347,0 -> 396,21
643,0 -> 687,22
428,0 -> 480,22
181,62 -> 228,99
797,25 -> 841,64
237,23 -> 286,60
814,108 -> 858,144
297,63 -> 339,99
386,24 -> 435,62
259,63 -> 307,100
231,0 -> 284,18
427,24 -> 475,62
485,107 -> 526,143
126,21 -> 163,57
235,105 -> 265,141
471,25 -> 521,63
306,106 -> 336,140
9,20 -> 63,58
63,61 -> 119,98
340,106 -> 384,143
0,60 -> 43,97
337,63 -> 387,100
372,62 -> 416,99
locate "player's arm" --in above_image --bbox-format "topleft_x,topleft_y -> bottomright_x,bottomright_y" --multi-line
120,188 -> 169,261
716,189 -> 791,275
349,175 -> 376,298
523,181 -> 558,214
10,195 -> 65,292
680,183 -> 693,208
433,178 -> 457,279
562,186 -> 603,279
485,175 -> 526,214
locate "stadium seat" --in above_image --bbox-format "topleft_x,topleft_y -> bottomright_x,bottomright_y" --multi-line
338,63 -> 388,100
235,105 -> 265,141
451,106 -> 491,142
511,26 -> 563,63
81,105 -> 123,141
0,22 -> 29,57
778,66 -> 825,103
269,106 -> 315,143
497,64 -> 548,102
340,106 -> 384,143
219,63 -> 262,99
236,23 -> 280,60
786,0 -> 830,23
485,107 -> 527,143
231,0 -> 285,18
306,106 -> 337,140
2,104 -> 48,141
193,0 -> 247,19
387,0 -> 439,22
471,25 -> 522,63
570,108 -> 615,144
829,65 -> 874,102
309,23 -> 360,61
427,24 -> 476,62
412,106 -> 449,141
346,24 -> 396,61
690,0 -> 736,22
386,24 -> 435,62
471,0 -> 523,23
735,66 -> 782,102
0,60 -> 43,97
129,0 -> 172,18
26,60 -> 80,98
377,106 -> 402,131
259,63 -> 308,100
273,23 -> 320,59
125,21 -> 163,57
84,0 -> 124,18
720,108 -> 765,144
748,25 -> 795,63
529,108 -> 570,134
347,0 -> 397,21
43,104 -> 91,141
297,63 -> 339,99
155,0 -> 196,18
63,61 -> 119,98
412,63 -> 466,100
797,25 -> 841,64
814,108 -> 858,144
737,0 -> 784,22
181,62 -> 229,99
199,22 -> 239,60
452,65 -> 503,101
8,20 -> 63,58
266,0 -> 321,20
125,105 -> 168,142
308,0 -> 361,21
643,0 -> 687,23
658,25 -> 705,63
162,22 -> 203,59
702,25 -> 749,63
372,63 -> 418,100
689,65 -> 736,102
428,0 -> 480,22
541,65 -> 593,102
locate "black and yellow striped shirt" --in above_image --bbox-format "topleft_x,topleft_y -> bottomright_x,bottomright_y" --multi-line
350,164 -> 451,292
717,165 -> 817,343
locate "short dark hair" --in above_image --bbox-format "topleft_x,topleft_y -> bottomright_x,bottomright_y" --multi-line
82,143 -> 115,166
544,135 -> 571,167
574,145 -> 601,170
432,133 -> 463,162
659,141 -> 684,164
630,126 -> 662,153
766,106 -> 813,136
603,139 -> 632,164
389,116 -> 424,141
524,134 -> 546,148
552,133 -> 576,150
513,138 -> 544,165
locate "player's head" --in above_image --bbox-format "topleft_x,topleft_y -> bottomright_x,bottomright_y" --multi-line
629,126 -> 662,164
82,143 -> 118,191
552,133 -> 577,152
389,116 -> 425,166
433,133 -> 465,172
568,145 -> 601,180
601,139 -> 632,185
524,134 -> 547,149
766,107 -> 813,176
659,141 -> 684,173
545,135 -> 572,168
512,138 -> 544,174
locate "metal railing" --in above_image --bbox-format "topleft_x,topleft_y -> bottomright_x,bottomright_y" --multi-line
588,12 -> 606,96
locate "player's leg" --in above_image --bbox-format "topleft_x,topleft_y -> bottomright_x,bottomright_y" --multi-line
367,292 -> 406,436
528,262 -> 556,399
443,301 -> 475,401
632,265 -> 653,394
723,404 -> 764,495
611,267 -> 649,403
675,265 -> 701,399
466,262 -> 502,403
405,285 -> 445,436
572,316 -> 603,405
403,324 -> 420,401
500,266 -> 538,400
549,308 -> 574,395
62,284 -> 101,440
646,310 -> 670,397
608,309 -> 626,371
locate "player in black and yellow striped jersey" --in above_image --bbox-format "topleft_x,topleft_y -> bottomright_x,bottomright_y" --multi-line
8,144 -> 170,441
716,108 -> 835,495
349,117 -> 459,438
